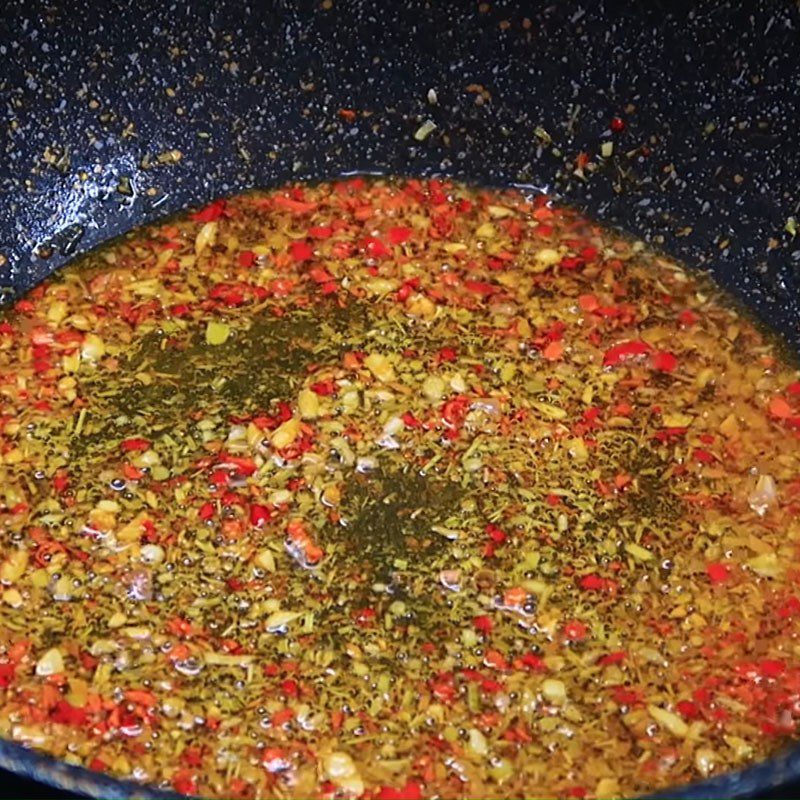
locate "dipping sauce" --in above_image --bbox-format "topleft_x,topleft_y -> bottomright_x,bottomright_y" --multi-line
0,178 -> 799,798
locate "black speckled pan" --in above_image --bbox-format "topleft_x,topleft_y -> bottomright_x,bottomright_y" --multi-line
0,0 -> 799,798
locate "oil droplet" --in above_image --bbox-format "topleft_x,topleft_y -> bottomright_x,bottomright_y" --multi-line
173,657 -> 203,677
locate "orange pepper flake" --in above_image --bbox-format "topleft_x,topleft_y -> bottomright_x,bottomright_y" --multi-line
304,543 -> 324,564
388,226 -> 412,244
342,351 -> 364,370
614,472 -> 632,490
502,586 -> 528,608
191,199 -> 226,223
271,707 -> 295,726
171,769 -> 198,795
376,779 -> 424,800
542,340 -> 564,361
273,196 -> 317,214
308,225 -> 333,239
484,649 -> 510,671
706,562 -> 731,584
579,574 -> 618,593
237,250 -> 256,268
124,689 -> 158,707
563,620 -> 589,642
289,241 -> 314,262
285,519 -> 325,565
769,395 -> 794,419
168,643 -> 191,663
120,437 -> 151,452
603,340 -> 652,367
598,651 -> 627,666
652,351 -> 678,372
330,709 -> 345,731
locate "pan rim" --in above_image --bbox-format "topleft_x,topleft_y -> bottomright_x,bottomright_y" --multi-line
2,730 -> 800,798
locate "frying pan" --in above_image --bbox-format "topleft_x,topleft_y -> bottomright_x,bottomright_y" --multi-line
1,0 -> 799,797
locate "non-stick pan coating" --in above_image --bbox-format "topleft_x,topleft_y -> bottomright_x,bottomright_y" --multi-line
0,1 -> 799,797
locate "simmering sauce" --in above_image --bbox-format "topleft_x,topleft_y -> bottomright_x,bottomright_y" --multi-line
0,178 -> 799,798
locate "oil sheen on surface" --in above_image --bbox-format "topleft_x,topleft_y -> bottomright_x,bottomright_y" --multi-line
0,178 -> 799,800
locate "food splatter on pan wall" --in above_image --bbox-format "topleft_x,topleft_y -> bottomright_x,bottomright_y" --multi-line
0,0 -> 799,347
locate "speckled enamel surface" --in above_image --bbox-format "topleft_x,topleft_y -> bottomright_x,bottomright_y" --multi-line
1,0 -> 799,346
0,1 -> 799,798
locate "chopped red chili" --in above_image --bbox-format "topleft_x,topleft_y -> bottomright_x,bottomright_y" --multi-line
0,178 -> 796,800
